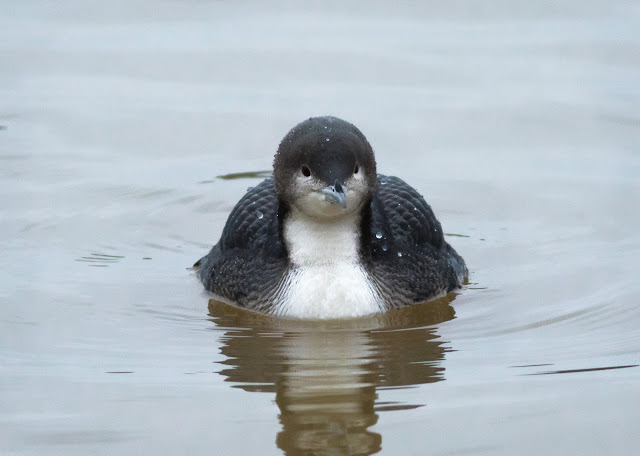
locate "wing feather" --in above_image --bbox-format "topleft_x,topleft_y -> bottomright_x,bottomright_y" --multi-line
196,178 -> 287,311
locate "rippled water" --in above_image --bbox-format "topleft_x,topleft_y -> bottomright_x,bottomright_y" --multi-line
2,1 -> 640,455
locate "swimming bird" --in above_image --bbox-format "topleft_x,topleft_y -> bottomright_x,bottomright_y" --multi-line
195,116 -> 467,319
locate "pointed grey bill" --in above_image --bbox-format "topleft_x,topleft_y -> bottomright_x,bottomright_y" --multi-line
322,183 -> 347,208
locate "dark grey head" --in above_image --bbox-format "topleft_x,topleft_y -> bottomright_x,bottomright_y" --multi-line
273,116 -> 377,219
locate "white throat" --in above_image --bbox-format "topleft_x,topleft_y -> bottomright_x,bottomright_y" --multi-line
286,209 -> 361,266
277,207 -> 382,319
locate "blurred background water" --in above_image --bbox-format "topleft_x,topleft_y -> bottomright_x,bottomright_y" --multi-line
1,1 -> 639,455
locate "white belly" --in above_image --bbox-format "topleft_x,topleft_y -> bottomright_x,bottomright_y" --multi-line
277,263 -> 382,319
277,207 -> 383,319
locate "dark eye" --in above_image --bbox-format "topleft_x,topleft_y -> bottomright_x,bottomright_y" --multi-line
354,163 -> 359,174
301,165 -> 311,177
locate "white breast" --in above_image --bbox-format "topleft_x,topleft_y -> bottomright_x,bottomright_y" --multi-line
276,208 -> 383,319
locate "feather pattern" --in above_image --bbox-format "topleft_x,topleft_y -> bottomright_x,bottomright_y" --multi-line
196,175 -> 467,317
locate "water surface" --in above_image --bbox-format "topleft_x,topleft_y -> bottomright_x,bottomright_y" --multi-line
2,1 -> 640,455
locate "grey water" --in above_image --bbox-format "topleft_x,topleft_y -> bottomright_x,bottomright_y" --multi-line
2,1 -> 640,454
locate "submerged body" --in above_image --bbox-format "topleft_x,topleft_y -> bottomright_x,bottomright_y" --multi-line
196,117 -> 467,318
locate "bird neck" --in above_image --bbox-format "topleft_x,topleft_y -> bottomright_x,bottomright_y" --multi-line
282,206 -> 363,266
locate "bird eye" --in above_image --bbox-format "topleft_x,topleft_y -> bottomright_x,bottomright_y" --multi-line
301,165 -> 311,177
354,164 -> 359,174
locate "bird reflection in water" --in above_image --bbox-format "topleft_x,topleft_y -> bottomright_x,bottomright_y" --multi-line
208,294 -> 457,456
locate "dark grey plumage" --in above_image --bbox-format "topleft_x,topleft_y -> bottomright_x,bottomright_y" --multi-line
365,175 -> 467,308
196,116 -> 467,315
196,178 -> 287,313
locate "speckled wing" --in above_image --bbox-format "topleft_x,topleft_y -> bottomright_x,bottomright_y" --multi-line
367,175 -> 467,307
196,178 -> 287,311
